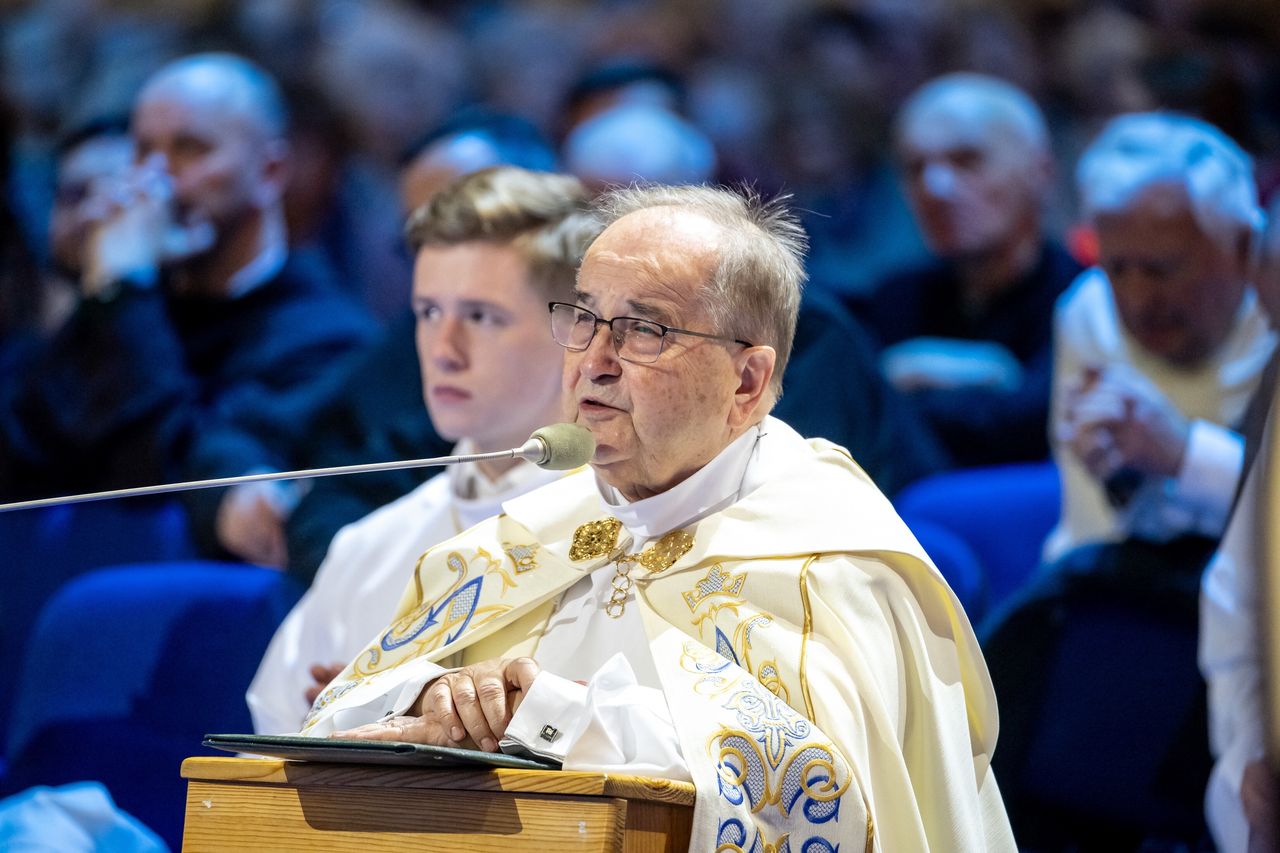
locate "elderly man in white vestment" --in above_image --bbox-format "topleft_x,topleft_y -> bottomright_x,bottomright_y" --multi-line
301,185 -> 1016,851
1044,113 -> 1275,566
247,167 -> 597,734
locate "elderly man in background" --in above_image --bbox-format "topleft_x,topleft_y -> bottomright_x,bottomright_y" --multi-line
854,72 -> 1081,468
299,185 -> 1015,850
1044,113 -> 1275,573
248,167 -> 597,734
0,53 -> 375,564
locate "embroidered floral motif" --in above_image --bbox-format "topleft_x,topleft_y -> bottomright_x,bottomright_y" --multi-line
723,682 -> 812,771
757,661 -> 790,704
503,542 -> 539,574
349,549 -> 513,676
304,679 -> 358,724
569,518 -> 622,561
683,563 -> 747,611
678,639 -> 851,853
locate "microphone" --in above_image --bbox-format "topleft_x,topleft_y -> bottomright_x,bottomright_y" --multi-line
0,423 -> 595,514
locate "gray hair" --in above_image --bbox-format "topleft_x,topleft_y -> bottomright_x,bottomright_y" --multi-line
1076,112 -> 1263,254
137,53 -> 289,144
591,184 -> 808,399
896,72 -> 1050,157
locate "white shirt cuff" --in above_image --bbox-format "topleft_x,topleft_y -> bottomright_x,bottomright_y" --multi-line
502,655 -> 690,781
501,671 -> 588,762
1174,420 -> 1244,521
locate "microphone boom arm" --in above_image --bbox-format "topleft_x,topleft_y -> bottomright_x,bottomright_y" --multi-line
0,438 -> 553,514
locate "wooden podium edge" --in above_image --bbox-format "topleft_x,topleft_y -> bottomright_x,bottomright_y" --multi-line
181,755 -> 697,806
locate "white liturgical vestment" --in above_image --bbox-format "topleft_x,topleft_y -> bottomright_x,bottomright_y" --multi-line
1200,415 -> 1272,853
247,446 -> 561,735
1046,269 -> 1274,562
301,417 -> 1016,851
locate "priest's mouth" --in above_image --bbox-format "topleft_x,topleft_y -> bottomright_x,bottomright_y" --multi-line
579,397 -> 625,415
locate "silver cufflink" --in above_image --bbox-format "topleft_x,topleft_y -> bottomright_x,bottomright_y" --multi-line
539,724 -> 559,742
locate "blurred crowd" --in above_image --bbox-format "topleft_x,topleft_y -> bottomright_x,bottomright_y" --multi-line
3,0 -> 1280,849
2,0 -> 1279,322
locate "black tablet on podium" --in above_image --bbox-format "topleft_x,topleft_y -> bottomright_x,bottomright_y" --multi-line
203,733 -> 561,771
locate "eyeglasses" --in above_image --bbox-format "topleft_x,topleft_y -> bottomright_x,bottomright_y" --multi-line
548,302 -> 753,364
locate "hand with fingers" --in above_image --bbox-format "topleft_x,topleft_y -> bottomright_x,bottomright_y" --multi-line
304,662 -> 346,706
1061,364 -> 1190,481
216,481 -> 291,568
81,153 -> 215,297
331,657 -> 541,752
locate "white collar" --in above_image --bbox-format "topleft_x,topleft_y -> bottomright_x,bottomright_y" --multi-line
595,421 -> 766,544
225,220 -> 288,299
448,438 -> 562,530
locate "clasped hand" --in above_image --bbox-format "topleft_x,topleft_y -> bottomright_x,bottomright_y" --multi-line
1059,365 -> 1190,482
332,657 -> 540,752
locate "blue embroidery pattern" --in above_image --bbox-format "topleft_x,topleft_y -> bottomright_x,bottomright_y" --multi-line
342,545 -> 533,677
716,626 -> 739,665
680,641 -> 851,853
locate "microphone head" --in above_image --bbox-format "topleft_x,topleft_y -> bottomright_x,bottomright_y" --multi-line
528,423 -> 596,470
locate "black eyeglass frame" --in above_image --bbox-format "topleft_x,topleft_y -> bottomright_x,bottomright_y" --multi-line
548,301 -> 753,363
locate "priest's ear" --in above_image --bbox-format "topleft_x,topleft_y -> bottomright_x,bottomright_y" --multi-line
729,344 -> 776,429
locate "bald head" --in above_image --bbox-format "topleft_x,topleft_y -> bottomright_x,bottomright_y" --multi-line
137,53 -> 288,146
898,73 -> 1049,158
130,53 -> 291,270
895,73 -> 1052,260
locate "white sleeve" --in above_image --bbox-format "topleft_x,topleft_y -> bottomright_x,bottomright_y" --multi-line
302,656 -> 451,737
247,524 -> 368,734
1200,465 -> 1265,853
1172,419 -> 1245,535
501,654 -> 691,781
246,593 -> 319,734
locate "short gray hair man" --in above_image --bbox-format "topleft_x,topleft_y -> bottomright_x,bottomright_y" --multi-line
589,184 -> 808,401
1077,111 -> 1263,259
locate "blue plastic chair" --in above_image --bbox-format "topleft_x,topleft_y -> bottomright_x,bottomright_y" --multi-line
0,499 -> 197,744
2,561 -> 301,851
895,461 -> 1060,614
981,571 -> 1210,848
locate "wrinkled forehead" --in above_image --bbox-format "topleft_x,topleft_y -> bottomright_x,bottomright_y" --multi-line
580,208 -> 723,306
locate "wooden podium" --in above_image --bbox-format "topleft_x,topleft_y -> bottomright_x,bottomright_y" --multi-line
180,756 -> 695,852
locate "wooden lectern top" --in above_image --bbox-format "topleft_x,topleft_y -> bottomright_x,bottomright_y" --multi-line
181,755 -> 695,852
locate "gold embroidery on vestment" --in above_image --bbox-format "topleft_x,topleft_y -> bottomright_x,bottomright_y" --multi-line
593,526 -> 694,618
683,563 -> 747,612
798,554 -> 819,722
569,517 -> 622,561
503,541 -> 539,574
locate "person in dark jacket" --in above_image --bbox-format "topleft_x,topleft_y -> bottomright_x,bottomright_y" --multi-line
0,53 -> 375,564
853,72 -> 1080,468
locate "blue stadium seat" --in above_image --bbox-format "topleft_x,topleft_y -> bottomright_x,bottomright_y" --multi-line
980,571 -> 1210,848
895,461 -> 1059,614
0,499 -> 197,744
2,561 -> 301,851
